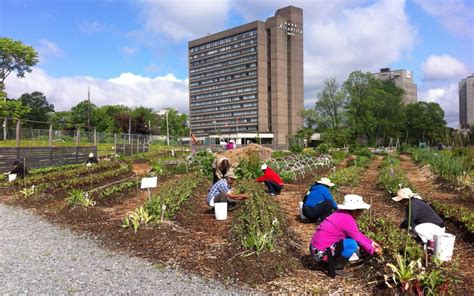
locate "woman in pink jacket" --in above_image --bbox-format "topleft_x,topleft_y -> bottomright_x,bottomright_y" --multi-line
309,194 -> 382,277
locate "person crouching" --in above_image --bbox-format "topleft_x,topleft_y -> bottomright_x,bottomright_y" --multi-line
207,171 -> 247,209
256,164 -> 284,196
302,177 -> 337,223
309,194 -> 382,278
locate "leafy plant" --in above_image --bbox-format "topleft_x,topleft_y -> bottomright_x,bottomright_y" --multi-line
121,206 -> 154,233
235,155 -> 262,179
329,166 -> 365,186
66,189 -> 95,207
19,185 -> 37,199
386,255 -> 424,293
431,200 -> 474,234
377,156 -> 414,196
192,150 -> 215,177
316,143 -> 329,154
231,180 -> 285,255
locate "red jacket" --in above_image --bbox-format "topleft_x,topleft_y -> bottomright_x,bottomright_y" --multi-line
256,167 -> 284,185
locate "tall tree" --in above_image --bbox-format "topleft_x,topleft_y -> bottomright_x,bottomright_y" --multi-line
70,100 -> 97,129
404,102 -> 446,145
18,91 -> 54,126
315,78 -> 347,129
0,99 -> 30,119
159,109 -> 189,138
0,37 -> 39,84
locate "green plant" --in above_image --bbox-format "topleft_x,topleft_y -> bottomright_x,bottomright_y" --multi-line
235,155 -> 262,179
19,185 -> 37,199
353,147 -> 373,158
192,150 -> 215,177
66,189 -> 96,207
231,180 -> 285,255
279,170 -> 295,183
302,147 -> 317,156
377,156 -> 414,196
431,200 -> 474,234
386,255 -> 424,293
289,138 -> 304,153
329,150 -> 347,164
121,207 -> 154,233
329,166 -> 365,186
316,143 -> 329,154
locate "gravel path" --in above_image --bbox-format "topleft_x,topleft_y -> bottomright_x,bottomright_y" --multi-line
0,204 -> 251,295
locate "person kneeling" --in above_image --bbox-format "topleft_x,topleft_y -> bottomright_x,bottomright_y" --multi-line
207,171 -> 247,210
309,194 -> 382,278
393,188 -> 445,250
256,164 -> 284,196
302,177 -> 337,223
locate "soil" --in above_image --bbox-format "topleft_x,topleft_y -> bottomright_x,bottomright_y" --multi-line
0,154 -> 472,294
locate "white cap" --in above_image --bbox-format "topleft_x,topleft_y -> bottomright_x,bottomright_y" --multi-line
337,194 -> 371,210
261,164 -> 268,170
89,153 -> 94,158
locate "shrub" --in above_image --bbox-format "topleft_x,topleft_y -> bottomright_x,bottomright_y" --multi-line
329,150 -> 347,164
289,138 -> 304,153
272,150 -> 292,158
235,155 -> 263,179
231,180 -> 285,255
316,143 -> 329,154
192,150 -> 215,177
329,166 -> 365,186
353,147 -> 373,158
66,189 -> 96,207
377,156 -> 414,196
302,147 -> 317,156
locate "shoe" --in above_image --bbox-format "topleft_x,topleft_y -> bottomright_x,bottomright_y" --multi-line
268,192 -> 276,196
335,269 -> 352,277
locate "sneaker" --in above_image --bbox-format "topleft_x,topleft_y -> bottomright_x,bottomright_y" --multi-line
270,193 -> 276,196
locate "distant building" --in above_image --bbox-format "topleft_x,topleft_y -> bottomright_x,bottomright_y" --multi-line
373,68 -> 417,104
156,107 -> 181,116
188,6 -> 304,146
459,74 -> 474,129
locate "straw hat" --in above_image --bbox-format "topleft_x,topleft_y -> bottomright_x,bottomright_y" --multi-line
337,194 -> 371,210
261,164 -> 268,170
393,188 -> 417,202
316,177 -> 335,187
89,153 -> 94,158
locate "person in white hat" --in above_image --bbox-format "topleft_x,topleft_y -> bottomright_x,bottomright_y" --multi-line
302,177 -> 337,223
207,171 -> 247,207
309,194 -> 382,278
85,152 -> 99,166
256,164 -> 284,196
393,188 -> 445,248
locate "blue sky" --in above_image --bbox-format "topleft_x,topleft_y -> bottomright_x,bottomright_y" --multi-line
1,0 -> 473,127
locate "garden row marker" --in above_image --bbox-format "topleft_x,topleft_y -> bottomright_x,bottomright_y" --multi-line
141,176 -> 157,200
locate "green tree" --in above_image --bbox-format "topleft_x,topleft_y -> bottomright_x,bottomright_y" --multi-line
18,91 -> 55,126
48,111 -> 72,130
0,99 -> 30,119
403,102 -> 447,145
159,109 -> 189,139
301,108 -> 318,129
0,37 -> 39,84
70,100 -> 97,129
315,78 -> 348,129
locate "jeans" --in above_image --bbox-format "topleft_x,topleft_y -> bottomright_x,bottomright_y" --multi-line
302,200 -> 334,223
264,180 -> 283,194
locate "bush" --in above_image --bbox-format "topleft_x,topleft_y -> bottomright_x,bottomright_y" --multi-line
353,147 -> 373,158
316,143 -> 329,154
235,155 -> 263,179
231,180 -> 285,255
330,150 -> 347,164
302,147 -> 317,156
377,156 -> 414,196
329,166 -> 365,186
192,150 -> 215,178
289,138 -> 304,153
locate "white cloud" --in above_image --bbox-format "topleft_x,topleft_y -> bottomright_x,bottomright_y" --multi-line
37,39 -> 64,63
414,0 -> 474,38
4,68 -> 189,113
135,0 -> 232,42
421,55 -> 469,81
79,20 -> 115,34
419,83 -> 459,128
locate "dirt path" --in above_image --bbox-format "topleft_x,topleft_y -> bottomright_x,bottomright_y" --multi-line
399,154 -> 474,291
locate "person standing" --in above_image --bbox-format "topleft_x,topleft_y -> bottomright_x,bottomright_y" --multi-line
393,188 -> 445,249
256,164 -> 284,196
309,194 -> 382,277
302,177 -> 337,223
211,154 -> 230,184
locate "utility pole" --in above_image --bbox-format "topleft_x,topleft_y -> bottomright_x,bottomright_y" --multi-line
166,110 -> 170,146
87,86 -> 91,128
128,108 -> 132,144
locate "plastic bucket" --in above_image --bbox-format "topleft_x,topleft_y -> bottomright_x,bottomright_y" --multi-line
434,233 -> 455,261
299,201 -> 307,220
214,202 -> 228,221
8,174 -> 17,182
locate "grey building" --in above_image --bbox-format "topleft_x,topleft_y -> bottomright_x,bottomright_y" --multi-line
188,6 -> 304,146
459,74 -> 474,129
373,68 -> 417,104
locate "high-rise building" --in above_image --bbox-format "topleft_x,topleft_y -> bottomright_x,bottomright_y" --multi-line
188,6 -> 304,146
459,74 -> 474,129
373,68 -> 417,104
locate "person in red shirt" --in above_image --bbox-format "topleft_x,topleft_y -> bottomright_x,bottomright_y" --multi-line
256,164 -> 284,196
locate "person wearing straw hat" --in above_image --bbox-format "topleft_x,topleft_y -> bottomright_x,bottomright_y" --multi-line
86,152 -> 99,166
309,194 -> 382,277
302,177 -> 337,223
212,154 -> 230,184
256,164 -> 284,196
393,188 -> 445,249
4,160 -> 29,179
207,171 -> 247,207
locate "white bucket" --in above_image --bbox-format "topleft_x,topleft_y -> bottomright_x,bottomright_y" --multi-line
8,174 -> 17,182
299,201 -> 307,220
214,202 -> 228,221
434,233 -> 455,261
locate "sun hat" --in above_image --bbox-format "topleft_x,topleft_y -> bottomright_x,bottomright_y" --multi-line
261,164 -> 268,170
225,171 -> 237,179
392,188 -> 416,202
89,153 -> 94,158
337,194 -> 371,210
316,177 -> 335,187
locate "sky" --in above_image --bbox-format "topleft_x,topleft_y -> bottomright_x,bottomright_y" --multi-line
1,0 -> 473,128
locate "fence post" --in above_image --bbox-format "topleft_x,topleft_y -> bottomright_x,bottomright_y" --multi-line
94,128 -> 97,147
137,136 -> 139,153
114,134 -> 117,156
122,134 -> 126,155
49,123 -> 53,165
16,119 -> 20,148
76,128 -> 80,162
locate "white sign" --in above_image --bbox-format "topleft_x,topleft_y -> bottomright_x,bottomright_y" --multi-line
279,22 -> 303,36
8,174 -> 17,182
141,177 -> 158,189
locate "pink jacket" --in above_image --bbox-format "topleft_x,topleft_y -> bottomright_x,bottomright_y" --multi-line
310,210 -> 375,254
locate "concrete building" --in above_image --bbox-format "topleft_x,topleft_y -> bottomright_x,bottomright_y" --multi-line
459,74 -> 474,129
188,6 -> 304,146
373,68 -> 417,104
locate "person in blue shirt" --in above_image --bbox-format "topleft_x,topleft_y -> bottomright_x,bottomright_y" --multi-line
302,177 -> 337,223
207,171 -> 247,207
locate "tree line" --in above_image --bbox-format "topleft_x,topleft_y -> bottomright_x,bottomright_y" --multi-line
298,71 -> 449,146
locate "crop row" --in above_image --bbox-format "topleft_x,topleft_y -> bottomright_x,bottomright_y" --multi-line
95,178 -> 140,200
377,156 -> 413,196
430,200 -> 474,234
329,166 -> 365,187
